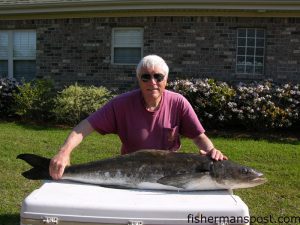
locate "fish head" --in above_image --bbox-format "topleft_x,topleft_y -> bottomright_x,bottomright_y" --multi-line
212,160 -> 267,189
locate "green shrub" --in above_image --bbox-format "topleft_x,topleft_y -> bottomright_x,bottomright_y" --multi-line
53,84 -> 113,125
12,79 -> 55,121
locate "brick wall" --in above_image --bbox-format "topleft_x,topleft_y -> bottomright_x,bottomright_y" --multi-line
0,16 -> 299,91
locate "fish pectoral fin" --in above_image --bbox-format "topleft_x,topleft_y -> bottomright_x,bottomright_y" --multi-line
157,173 -> 208,188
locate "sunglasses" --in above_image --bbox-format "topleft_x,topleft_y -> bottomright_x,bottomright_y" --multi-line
140,73 -> 165,83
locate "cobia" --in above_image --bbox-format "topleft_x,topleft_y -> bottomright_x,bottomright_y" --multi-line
17,149 -> 267,190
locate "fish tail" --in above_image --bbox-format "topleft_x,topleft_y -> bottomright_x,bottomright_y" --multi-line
17,153 -> 52,180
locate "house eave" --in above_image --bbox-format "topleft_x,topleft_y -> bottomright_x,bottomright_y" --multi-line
0,0 -> 300,18
2,0 -> 300,13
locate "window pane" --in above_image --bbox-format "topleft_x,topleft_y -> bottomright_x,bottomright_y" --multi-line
246,56 -> 254,65
255,57 -> 264,66
246,65 -> 254,73
238,38 -> 246,46
237,56 -> 245,64
256,48 -> 264,56
113,29 -> 143,47
237,47 -> 245,55
114,48 -> 141,64
247,38 -> 255,47
256,39 -> 265,47
0,32 -> 8,58
13,31 -> 36,58
14,60 -> 36,81
236,28 -> 265,75
113,28 -> 143,64
238,29 -> 246,37
247,29 -> 255,38
236,65 -> 245,73
246,47 -> 255,55
0,60 -> 8,77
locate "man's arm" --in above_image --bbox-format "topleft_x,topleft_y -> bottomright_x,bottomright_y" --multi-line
49,119 -> 95,180
193,133 -> 228,160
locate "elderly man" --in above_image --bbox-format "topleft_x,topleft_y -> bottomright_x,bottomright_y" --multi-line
50,55 -> 227,180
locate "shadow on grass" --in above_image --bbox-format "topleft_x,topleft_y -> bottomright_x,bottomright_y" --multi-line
0,119 -> 72,131
16,121 -> 72,131
0,213 -> 19,225
2,120 -> 300,145
16,121 -> 300,144
207,128 -> 300,145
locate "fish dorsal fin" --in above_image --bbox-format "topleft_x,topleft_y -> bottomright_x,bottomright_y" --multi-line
157,172 -> 209,188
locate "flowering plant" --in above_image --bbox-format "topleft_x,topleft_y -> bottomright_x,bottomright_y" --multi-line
169,79 -> 300,129
0,77 -> 20,117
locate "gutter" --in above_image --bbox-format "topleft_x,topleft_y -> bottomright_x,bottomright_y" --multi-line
1,0 -> 300,15
0,0 -> 300,19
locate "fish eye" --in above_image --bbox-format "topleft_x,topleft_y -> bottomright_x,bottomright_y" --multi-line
241,168 -> 249,174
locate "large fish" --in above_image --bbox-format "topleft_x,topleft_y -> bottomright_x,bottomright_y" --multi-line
17,149 -> 267,191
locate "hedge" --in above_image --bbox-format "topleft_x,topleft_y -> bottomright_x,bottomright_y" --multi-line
0,78 -> 113,125
168,79 -> 300,129
1,77 -> 299,129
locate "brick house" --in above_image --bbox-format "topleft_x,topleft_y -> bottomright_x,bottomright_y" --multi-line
0,0 -> 300,91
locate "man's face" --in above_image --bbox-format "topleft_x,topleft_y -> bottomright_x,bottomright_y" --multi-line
137,66 -> 168,101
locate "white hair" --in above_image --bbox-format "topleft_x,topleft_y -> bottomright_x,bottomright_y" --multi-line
136,55 -> 169,78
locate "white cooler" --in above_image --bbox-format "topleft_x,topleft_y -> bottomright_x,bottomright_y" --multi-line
20,181 -> 250,225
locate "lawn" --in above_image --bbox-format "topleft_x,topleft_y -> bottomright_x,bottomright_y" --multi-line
0,122 -> 299,225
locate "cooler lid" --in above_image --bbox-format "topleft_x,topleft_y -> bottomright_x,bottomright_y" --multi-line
21,181 -> 249,225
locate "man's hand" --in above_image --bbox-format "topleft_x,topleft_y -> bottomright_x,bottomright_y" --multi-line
193,133 -> 228,161
199,147 -> 228,161
49,119 -> 94,180
49,152 -> 70,180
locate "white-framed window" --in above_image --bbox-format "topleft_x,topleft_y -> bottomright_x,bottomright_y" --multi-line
112,28 -> 143,65
0,30 -> 36,81
236,28 -> 265,75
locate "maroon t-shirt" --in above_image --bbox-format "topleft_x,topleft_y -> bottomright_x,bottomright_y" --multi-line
87,89 -> 205,154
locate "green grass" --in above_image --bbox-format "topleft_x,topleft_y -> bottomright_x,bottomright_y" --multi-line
0,122 -> 299,225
